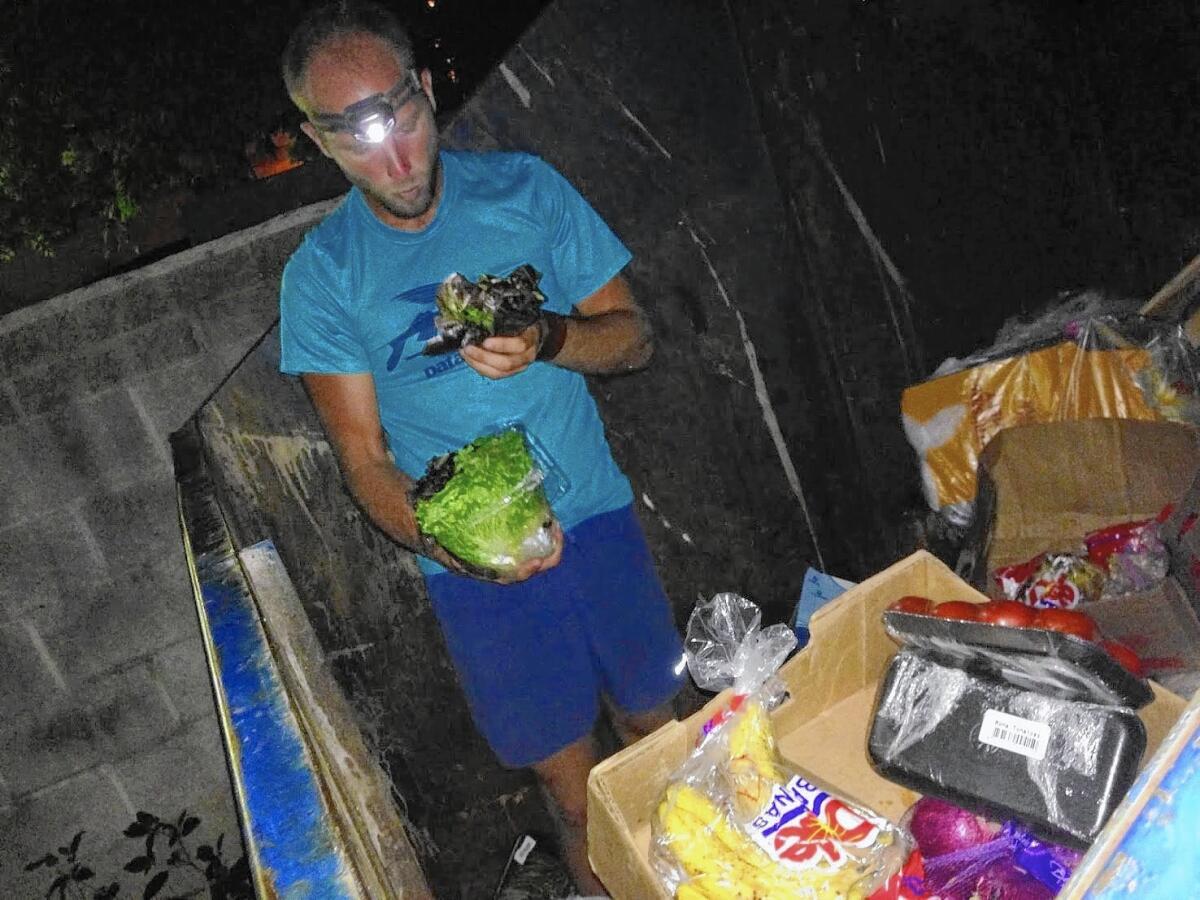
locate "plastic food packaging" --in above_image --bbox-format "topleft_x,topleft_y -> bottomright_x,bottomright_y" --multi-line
990,553 -> 1107,608
869,610 -> 1151,847
423,264 -> 546,355
1084,516 -> 1170,598
652,593 -> 923,899
411,427 -> 562,577
903,796 -> 1082,900
900,293 -> 1200,523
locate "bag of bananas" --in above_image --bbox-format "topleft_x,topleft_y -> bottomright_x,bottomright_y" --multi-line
651,594 -> 924,899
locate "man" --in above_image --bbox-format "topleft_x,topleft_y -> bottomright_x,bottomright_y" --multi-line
278,3 -> 685,892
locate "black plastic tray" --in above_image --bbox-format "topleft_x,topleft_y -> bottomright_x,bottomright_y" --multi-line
868,650 -> 1147,848
882,609 -> 1153,709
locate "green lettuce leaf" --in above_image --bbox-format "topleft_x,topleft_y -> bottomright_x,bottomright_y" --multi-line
414,429 -> 553,570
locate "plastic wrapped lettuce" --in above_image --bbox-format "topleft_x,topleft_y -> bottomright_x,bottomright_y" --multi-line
412,428 -> 558,577
422,264 -> 546,355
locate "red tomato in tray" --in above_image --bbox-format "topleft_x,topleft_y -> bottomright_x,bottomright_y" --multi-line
1101,640 -> 1144,678
1033,608 -> 1099,641
890,595 -> 935,615
933,601 -> 982,622
976,600 -> 1037,629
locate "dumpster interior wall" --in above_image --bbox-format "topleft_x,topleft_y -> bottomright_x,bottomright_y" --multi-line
184,0 -> 1200,894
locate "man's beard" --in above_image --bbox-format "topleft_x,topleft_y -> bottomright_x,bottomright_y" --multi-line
362,153 -> 442,223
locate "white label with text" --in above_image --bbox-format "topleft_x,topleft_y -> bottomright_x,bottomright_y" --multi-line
979,709 -> 1050,760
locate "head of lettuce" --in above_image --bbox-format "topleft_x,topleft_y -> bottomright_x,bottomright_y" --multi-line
412,428 -> 558,577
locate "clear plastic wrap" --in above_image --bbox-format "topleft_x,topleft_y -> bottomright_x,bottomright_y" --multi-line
422,264 -> 546,355
907,808 -> 1081,900
653,593 -> 923,899
411,426 -> 564,577
869,651 -> 1146,846
1084,517 -> 1171,598
900,292 -> 1200,524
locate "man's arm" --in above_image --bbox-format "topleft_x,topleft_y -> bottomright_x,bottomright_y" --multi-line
302,371 -> 561,581
459,274 -> 652,379
302,371 -> 438,556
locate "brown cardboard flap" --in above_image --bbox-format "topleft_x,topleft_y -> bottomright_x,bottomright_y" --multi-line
1087,578 -> 1200,675
981,419 -> 1200,568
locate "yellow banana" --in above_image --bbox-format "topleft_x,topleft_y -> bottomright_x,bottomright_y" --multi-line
655,699 -> 902,900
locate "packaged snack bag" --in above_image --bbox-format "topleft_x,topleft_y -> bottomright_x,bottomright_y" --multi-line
1084,516 -> 1170,598
991,553 -> 1106,608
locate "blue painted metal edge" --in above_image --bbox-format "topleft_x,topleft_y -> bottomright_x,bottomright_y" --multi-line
173,422 -> 360,899
1068,688 -> 1200,897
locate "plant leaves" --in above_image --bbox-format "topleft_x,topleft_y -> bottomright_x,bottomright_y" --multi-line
196,845 -> 215,862
124,822 -> 149,838
181,816 -> 199,836
47,873 -> 68,899
135,811 -> 156,826
124,855 -> 153,873
25,852 -> 55,871
69,831 -> 84,858
143,870 -> 168,900
72,865 -> 94,881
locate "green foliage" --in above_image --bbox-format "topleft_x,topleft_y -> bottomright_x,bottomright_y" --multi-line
414,429 -> 552,570
0,0 -> 553,265
0,0 -> 313,261
25,810 -> 251,900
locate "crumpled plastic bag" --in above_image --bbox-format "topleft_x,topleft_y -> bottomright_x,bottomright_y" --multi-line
901,293 -> 1200,525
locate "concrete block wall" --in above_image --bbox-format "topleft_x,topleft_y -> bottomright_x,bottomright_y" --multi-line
0,201 -> 331,896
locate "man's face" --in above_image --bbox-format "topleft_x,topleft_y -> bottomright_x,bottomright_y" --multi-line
298,33 -> 441,230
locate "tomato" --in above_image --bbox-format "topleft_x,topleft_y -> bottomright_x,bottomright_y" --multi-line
1101,640 -> 1144,678
976,600 -> 1037,629
933,601 -> 982,622
1033,608 -> 1098,641
890,595 -> 935,615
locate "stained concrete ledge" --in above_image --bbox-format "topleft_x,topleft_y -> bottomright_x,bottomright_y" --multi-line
0,192 -> 343,898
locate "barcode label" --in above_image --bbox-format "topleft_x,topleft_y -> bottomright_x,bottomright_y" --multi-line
978,709 -> 1050,760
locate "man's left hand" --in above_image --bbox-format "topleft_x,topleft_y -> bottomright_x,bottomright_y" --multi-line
459,323 -> 540,379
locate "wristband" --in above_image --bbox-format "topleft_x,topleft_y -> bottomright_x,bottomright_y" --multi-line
536,311 -> 569,361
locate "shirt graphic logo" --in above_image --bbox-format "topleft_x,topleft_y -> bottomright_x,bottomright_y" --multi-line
384,282 -> 468,379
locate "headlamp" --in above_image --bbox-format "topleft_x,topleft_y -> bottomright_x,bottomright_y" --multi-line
310,70 -> 422,144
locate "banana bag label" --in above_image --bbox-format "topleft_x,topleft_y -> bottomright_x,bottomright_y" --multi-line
749,775 -> 886,870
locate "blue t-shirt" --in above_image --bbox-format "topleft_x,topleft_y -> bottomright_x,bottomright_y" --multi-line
279,150 -> 635,574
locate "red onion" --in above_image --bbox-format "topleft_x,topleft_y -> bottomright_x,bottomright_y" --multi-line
975,860 -> 1055,899
906,796 -> 995,858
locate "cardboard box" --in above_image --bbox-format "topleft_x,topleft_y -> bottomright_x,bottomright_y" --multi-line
967,419 -> 1199,574
956,418 -> 1200,675
1088,578 -> 1200,676
586,551 -> 1186,899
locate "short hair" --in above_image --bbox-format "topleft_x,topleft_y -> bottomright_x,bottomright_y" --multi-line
282,1 -> 416,102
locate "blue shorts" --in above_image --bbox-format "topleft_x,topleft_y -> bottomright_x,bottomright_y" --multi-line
424,504 -> 685,768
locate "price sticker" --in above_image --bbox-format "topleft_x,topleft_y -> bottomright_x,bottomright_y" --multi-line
979,709 -> 1050,761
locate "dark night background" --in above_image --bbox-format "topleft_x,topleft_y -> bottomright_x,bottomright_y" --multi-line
3,1 -> 1199,357
0,0 -> 550,310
